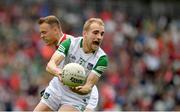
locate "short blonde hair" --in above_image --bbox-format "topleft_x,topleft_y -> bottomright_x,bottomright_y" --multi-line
38,15 -> 61,29
83,18 -> 104,31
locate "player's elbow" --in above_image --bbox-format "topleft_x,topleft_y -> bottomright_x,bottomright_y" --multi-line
46,62 -> 51,73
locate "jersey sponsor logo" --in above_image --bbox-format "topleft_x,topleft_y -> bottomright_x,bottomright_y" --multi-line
43,92 -> 50,99
87,63 -> 93,70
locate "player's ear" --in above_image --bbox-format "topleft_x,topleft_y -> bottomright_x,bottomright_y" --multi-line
53,27 -> 59,35
83,31 -> 87,37
54,27 -> 58,32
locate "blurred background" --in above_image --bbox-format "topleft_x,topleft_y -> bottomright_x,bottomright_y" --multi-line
0,0 -> 180,111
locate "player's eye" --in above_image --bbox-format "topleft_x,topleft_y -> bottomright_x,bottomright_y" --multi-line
41,31 -> 47,34
101,32 -> 104,36
93,31 -> 99,35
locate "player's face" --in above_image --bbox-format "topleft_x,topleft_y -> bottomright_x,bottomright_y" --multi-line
39,23 -> 57,46
84,22 -> 104,52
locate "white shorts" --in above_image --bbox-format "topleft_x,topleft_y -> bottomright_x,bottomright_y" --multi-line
40,78 -> 99,111
86,86 -> 99,110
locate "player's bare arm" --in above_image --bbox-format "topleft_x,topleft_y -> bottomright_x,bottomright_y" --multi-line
46,52 -> 65,79
71,72 -> 99,95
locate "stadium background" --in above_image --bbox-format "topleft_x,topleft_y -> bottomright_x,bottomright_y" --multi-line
0,0 -> 180,111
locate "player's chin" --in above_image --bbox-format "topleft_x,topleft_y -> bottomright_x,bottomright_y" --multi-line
92,45 -> 100,51
46,42 -> 53,46
46,43 -> 51,46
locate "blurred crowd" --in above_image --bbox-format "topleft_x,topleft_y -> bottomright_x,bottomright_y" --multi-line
0,0 -> 180,111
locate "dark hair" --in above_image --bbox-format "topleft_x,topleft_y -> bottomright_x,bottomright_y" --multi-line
38,15 -> 61,29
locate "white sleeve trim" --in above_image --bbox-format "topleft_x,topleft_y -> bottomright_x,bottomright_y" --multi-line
55,50 -> 65,57
91,70 -> 101,77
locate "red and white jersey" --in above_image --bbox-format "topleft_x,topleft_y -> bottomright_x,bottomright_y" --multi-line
56,34 -> 74,49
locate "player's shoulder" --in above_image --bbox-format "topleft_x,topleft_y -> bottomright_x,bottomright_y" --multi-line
69,36 -> 82,43
65,34 -> 82,39
96,47 -> 109,64
66,34 -> 74,39
96,47 -> 107,58
66,36 -> 82,49
64,34 -> 80,44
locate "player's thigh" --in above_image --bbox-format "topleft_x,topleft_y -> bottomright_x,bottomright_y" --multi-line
34,102 -> 53,111
58,104 -> 79,112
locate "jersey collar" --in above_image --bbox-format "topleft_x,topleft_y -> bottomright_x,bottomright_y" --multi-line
80,38 -> 83,48
80,38 -> 97,54
56,34 -> 66,49
57,34 -> 66,46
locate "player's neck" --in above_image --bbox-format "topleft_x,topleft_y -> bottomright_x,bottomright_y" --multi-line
82,39 -> 94,54
59,31 -> 64,40
55,31 -> 64,46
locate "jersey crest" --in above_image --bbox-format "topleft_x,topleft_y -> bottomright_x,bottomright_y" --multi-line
87,63 -> 93,70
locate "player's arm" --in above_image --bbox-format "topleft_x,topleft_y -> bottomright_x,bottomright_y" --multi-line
46,52 -> 64,77
46,38 -> 71,78
73,55 -> 108,95
78,71 -> 99,94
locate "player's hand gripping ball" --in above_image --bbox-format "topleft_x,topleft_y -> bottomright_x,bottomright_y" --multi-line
62,63 -> 86,87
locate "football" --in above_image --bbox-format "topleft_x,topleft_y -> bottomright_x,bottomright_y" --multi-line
62,63 -> 86,87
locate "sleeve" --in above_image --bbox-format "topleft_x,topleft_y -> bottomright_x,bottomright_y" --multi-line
56,38 -> 71,57
92,55 -> 108,77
